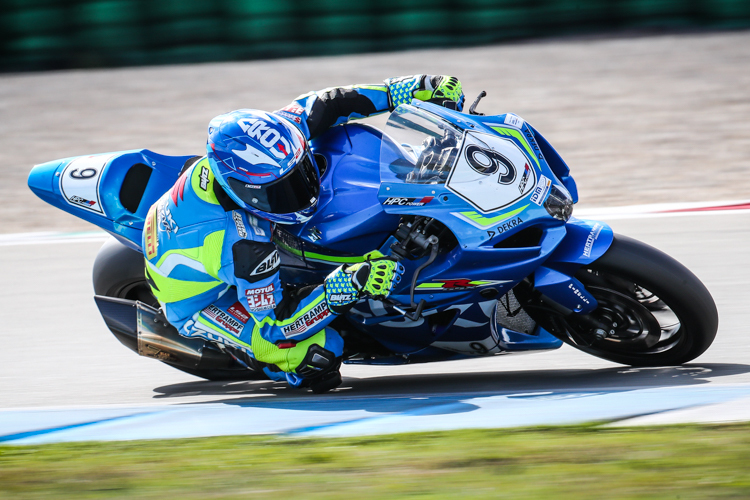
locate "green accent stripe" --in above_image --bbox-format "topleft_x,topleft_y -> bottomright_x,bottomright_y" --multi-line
305,252 -> 367,264
489,126 -> 539,168
458,205 -> 528,227
274,238 -> 304,258
301,249 -> 384,265
416,283 -> 444,289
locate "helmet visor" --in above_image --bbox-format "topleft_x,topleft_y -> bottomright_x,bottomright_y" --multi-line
227,152 -> 320,214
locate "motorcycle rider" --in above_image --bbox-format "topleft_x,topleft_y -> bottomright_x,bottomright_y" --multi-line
142,75 -> 465,392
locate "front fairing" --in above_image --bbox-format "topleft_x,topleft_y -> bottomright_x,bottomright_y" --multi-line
378,102 -> 574,250
377,102 -> 577,291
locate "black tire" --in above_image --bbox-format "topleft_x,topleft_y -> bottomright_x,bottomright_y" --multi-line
553,234 -> 718,366
93,237 -> 266,381
93,237 -> 158,306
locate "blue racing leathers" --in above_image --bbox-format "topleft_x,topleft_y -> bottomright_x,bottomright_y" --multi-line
142,75 -> 461,378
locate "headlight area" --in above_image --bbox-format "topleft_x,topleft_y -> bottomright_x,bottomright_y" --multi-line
544,185 -> 574,221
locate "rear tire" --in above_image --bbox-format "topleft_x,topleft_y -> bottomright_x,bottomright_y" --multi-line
549,234 -> 718,366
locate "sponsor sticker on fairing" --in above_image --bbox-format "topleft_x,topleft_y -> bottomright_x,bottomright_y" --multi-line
383,196 -> 434,207
59,154 -> 113,216
279,302 -> 330,338
582,223 -> 604,258
245,284 -> 277,312
503,113 -> 524,128
203,305 -> 245,335
530,175 -> 552,206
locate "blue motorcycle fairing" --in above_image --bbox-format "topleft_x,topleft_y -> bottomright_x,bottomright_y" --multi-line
528,218 -> 613,314
527,124 -> 578,203
544,218 -> 614,273
28,149 -> 189,251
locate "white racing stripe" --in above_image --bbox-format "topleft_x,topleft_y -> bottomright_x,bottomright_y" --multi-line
576,199 -> 750,220
1,199 -> 748,247
0,231 -> 109,247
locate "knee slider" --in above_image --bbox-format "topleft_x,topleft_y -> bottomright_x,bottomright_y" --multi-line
295,344 -> 340,378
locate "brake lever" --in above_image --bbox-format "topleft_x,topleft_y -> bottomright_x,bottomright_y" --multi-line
468,91 -> 487,116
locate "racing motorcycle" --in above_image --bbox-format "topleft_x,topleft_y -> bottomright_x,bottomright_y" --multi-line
28,94 -> 719,383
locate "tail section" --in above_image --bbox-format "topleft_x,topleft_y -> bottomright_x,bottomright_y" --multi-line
28,150 -> 193,250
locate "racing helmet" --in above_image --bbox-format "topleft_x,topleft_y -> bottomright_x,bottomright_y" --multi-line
206,109 -> 320,224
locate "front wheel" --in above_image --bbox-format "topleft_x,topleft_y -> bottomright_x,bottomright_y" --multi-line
542,234 -> 718,366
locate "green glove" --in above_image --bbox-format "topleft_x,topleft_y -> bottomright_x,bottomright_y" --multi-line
325,258 -> 405,314
386,75 -> 465,111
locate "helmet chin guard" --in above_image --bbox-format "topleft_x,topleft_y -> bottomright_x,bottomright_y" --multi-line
206,109 -> 320,224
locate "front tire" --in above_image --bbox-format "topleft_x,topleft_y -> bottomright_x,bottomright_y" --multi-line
550,234 -> 718,366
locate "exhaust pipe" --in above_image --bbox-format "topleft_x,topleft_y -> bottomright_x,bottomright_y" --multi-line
93,296 -> 260,378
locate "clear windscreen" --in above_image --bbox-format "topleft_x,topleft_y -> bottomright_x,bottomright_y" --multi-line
380,105 -> 464,185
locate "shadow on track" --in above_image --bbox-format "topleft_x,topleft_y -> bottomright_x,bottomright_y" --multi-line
151,363 -> 750,406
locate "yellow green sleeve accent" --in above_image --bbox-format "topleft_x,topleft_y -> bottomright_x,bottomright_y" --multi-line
251,328 -> 327,372
146,261 -> 223,303
201,230 -> 225,279
190,158 -> 221,205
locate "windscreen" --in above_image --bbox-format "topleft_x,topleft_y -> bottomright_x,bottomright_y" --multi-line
380,105 -> 464,185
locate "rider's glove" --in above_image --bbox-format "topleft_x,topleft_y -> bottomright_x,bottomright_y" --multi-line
325,258 -> 405,314
385,75 -> 465,111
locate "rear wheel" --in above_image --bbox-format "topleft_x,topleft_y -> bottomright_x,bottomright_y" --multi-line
538,235 -> 718,366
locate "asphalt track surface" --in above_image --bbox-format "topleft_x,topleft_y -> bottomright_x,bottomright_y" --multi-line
1,31 -> 749,442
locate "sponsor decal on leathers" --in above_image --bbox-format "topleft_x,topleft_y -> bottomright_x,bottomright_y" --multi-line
245,284 -> 277,312
227,301 -> 250,323
203,304 -> 245,335
250,250 -> 280,277
199,166 -> 210,191
144,204 -> 159,259
280,302 -> 330,338
232,211 -> 247,238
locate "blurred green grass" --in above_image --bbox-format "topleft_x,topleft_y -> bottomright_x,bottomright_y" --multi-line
2,423 -> 750,498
